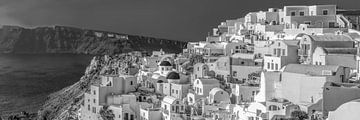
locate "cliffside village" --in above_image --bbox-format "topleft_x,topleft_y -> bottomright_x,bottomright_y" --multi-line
78,5 -> 360,120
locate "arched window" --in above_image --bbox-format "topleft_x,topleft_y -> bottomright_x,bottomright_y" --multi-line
189,97 -> 193,102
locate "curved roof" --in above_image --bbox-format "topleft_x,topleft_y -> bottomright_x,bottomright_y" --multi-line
163,96 -> 178,104
166,72 -> 180,79
209,87 -> 225,96
159,61 -> 172,66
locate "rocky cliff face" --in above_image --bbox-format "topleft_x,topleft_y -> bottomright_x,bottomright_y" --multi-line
37,54 -> 142,120
0,25 -> 186,54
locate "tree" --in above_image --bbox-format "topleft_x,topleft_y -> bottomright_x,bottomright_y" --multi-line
291,110 -> 309,120
99,106 -> 115,120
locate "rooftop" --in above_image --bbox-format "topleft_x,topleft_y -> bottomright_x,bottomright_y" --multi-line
159,61 -> 172,66
166,71 -> 180,79
283,64 -> 340,76
323,48 -> 357,55
209,88 -> 226,96
162,96 -> 178,104
198,78 -> 220,85
232,53 -> 256,59
282,40 -> 299,46
309,34 -> 353,42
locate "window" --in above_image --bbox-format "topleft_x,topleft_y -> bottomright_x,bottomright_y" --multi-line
271,63 -> 274,70
304,21 -> 311,25
329,22 -> 336,28
282,49 -> 285,56
197,67 -> 199,71
125,113 -> 129,120
300,11 -> 305,16
130,115 -> 134,120
176,101 -> 180,104
181,106 -> 184,110
249,117 -> 254,120
233,71 -> 237,77
92,107 -> 96,113
241,61 -> 245,65
189,97 -> 193,102
93,99 -> 96,103
275,64 -> 278,70
172,106 -> 175,111
88,105 -> 90,111
130,81 -> 133,85
291,11 -> 296,16
172,89 -> 174,93
273,49 -> 276,55
267,63 -> 270,69
269,105 -> 278,111
176,90 -> 178,94
235,46 -> 239,49
93,90 -> 96,95
323,10 -> 328,15
256,109 -> 262,116
281,18 -> 284,22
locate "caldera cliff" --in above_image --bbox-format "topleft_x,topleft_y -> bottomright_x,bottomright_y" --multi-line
0,25 -> 186,55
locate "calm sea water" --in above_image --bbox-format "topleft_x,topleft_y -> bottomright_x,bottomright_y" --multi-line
0,54 -> 93,114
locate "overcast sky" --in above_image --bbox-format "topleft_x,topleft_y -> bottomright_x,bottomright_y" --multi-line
0,0 -> 359,41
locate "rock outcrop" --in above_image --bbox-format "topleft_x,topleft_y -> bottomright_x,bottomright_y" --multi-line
37,53 -> 142,120
0,25 -> 186,55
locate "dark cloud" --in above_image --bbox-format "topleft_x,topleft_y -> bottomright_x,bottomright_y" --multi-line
0,0 -> 359,41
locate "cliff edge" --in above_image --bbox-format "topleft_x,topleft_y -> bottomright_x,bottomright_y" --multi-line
0,25 -> 186,55
37,53 -> 142,120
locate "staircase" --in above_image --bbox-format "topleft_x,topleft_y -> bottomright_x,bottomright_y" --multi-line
337,15 -> 351,28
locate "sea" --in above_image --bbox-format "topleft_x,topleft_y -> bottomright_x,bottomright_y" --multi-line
0,54 -> 93,115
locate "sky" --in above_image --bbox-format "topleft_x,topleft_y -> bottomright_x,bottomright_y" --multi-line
0,0 -> 359,41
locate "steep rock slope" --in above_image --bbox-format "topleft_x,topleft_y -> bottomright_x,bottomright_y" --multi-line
37,54 -> 142,120
0,25 -> 186,54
